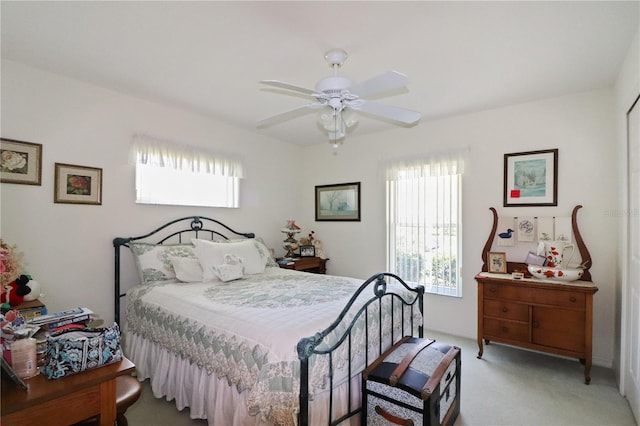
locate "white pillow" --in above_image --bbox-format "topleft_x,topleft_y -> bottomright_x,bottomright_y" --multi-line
212,255 -> 244,282
170,257 -> 204,283
193,239 -> 266,279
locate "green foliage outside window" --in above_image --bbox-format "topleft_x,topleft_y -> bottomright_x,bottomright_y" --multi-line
396,251 -> 457,287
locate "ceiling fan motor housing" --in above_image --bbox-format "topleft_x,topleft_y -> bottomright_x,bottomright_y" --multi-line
315,76 -> 353,94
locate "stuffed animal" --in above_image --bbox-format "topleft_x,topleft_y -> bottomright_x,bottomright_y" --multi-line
313,240 -> 326,259
23,279 -> 40,302
3,275 -> 32,307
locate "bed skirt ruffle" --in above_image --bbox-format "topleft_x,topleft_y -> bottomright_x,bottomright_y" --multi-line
126,331 -> 360,425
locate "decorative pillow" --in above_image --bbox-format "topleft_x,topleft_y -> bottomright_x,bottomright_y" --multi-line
215,237 -> 278,268
129,242 -> 196,284
193,238 -> 266,279
170,257 -> 204,283
212,254 -> 244,282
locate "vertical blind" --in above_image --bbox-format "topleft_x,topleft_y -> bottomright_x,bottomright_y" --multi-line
385,148 -> 466,296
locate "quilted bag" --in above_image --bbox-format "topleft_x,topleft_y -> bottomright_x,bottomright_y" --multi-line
42,323 -> 122,379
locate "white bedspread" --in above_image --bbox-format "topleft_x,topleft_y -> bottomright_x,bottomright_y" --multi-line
126,267 -> 422,425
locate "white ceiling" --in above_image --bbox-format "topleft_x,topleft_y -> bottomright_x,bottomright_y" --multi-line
2,1 -> 638,146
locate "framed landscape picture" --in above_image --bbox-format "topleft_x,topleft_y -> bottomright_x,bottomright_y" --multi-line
0,138 -> 42,185
504,149 -> 558,207
315,182 -> 361,221
54,163 -> 103,205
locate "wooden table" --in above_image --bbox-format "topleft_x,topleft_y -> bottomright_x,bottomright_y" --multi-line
1,357 -> 135,426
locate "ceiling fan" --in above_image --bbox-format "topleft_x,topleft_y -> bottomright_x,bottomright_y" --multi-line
257,49 -> 421,146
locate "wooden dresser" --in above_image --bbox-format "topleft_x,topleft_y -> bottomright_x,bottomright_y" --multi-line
476,205 -> 598,384
476,273 -> 597,384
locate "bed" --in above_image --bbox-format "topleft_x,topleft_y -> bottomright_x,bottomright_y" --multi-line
113,216 -> 424,425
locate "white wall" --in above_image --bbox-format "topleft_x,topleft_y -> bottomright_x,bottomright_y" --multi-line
300,89 -> 618,367
0,60 -> 302,325
1,60 -> 621,368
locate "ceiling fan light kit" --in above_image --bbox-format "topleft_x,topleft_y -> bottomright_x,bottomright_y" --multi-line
258,48 -> 421,149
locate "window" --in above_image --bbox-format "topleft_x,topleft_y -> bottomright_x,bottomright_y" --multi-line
385,150 -> 465,296
132,135 -> 243,208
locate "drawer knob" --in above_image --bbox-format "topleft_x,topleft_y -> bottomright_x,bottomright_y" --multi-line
502,307 -> 509,313
570,296 -> 577,303
502,326 -> 508,333
490,287 -> 497,293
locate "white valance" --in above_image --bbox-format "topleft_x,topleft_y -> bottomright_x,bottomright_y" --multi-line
132,135 -> 244,178
383,147 -> 468,180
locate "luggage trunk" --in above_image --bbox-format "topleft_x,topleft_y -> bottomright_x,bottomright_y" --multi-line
362,336 -> 461,426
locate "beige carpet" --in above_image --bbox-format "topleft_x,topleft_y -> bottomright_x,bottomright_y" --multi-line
125,330 -> 636,425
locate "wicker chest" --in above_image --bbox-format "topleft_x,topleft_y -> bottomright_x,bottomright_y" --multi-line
362,336 -> 461,426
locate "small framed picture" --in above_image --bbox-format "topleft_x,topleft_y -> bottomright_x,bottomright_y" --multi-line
488,252 -> 508,274
299,245 -> 315,257
54,163 -> 103,205
1,138 -> 43,185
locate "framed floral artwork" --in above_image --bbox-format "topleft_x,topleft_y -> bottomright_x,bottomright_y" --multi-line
0,138 -> 42,185
504,149 -> 558,207
54,163 -> 102,205
488,252 -> 508,274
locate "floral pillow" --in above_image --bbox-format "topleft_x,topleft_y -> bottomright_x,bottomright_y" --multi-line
193,238 -> 266,279
215,237 -> 277,268
129,242 -> 196,284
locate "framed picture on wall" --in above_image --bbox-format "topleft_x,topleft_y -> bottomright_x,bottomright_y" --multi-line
54,163 -> 103,205
0,138 -> 42,185
504,149 -> 558,207
315,182 -> 361,221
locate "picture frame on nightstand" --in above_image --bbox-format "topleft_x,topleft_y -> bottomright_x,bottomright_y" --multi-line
299,245 -> 315,257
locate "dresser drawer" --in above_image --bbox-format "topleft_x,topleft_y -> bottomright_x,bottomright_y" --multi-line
533,288 -> 585,309
484,299 -> 529,322
484,283 -> 533,302
483,318 -> 529,343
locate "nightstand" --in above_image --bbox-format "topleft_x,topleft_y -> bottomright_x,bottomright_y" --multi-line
278,257 -> 328,274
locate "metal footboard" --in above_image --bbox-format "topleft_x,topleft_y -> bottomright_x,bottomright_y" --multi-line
297,272 -> 424,426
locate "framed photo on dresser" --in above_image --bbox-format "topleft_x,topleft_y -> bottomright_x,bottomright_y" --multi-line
488,252 -> 508,273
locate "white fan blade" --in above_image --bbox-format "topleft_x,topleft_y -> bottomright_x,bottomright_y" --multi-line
348,71 -> 410,99
350,100 -> 421,125
260,80 -> 317,96
257,103 -> 323,128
